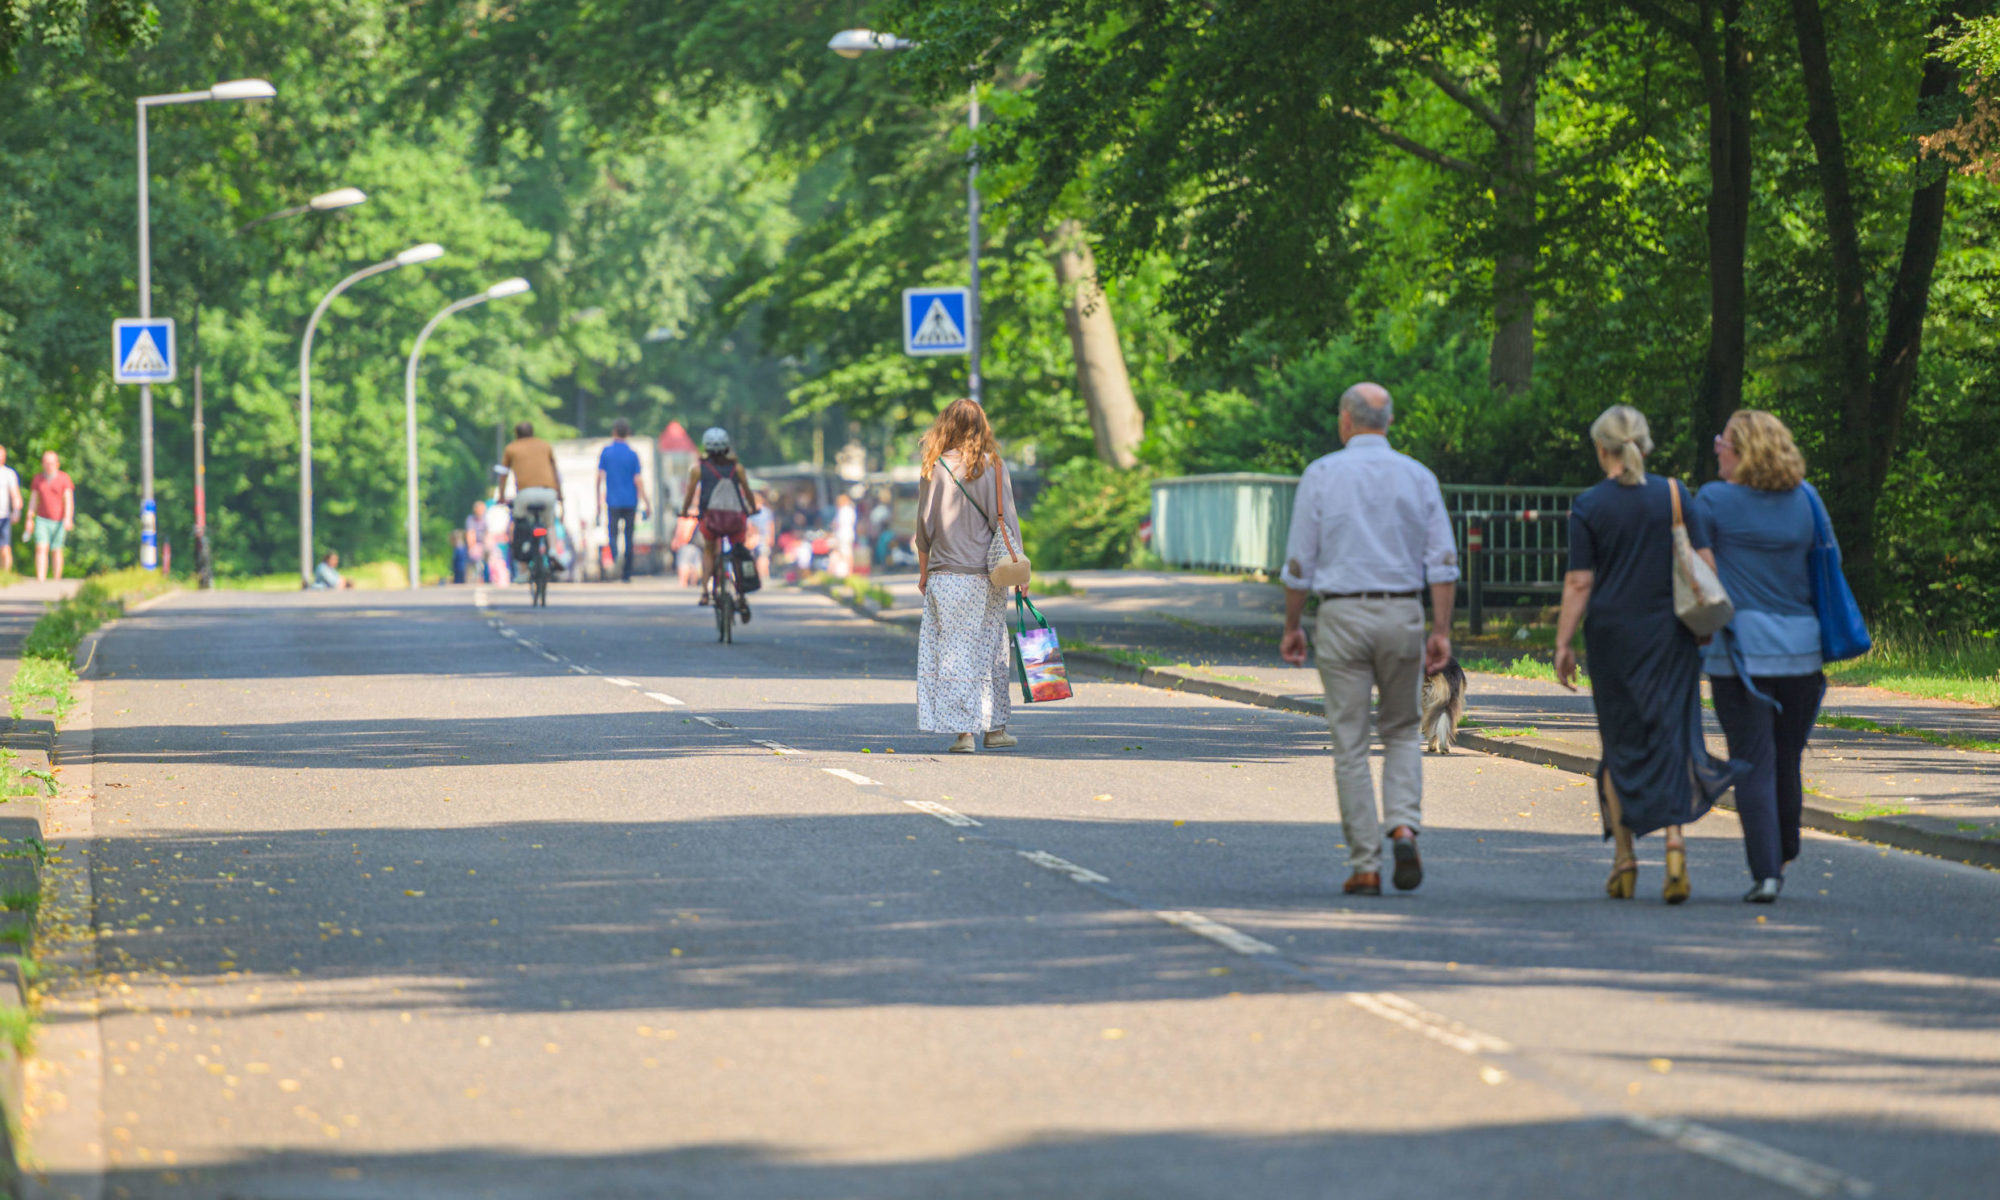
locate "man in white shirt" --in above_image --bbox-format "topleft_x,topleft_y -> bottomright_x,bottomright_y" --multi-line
0,446 -> 20,574
1279,383 -> 1458,896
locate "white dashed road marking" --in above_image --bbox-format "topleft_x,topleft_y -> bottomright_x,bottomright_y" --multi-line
752,740 -> 798,755
822,768 -> 879,786
1018,850 -> 1109,884
569,665 -> 590,674
903,799 -> 980,828
644,692 -> 686,707
692,715 -> 732,729
1625,1115 -> 1875,1198
603,677 -> 637,687
1345,992 -> 1514,1056
539,651 -> 561,663
1153,910 -> 1279,956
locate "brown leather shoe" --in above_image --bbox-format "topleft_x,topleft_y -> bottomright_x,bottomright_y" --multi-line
1343,871 -> 1382,896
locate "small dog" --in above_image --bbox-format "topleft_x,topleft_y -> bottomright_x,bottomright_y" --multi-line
1422,657 -> 1467,753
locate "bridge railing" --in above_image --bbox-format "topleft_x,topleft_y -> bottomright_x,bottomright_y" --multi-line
1149,474 -> 1585,633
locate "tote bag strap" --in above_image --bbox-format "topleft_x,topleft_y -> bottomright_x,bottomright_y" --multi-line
1668,475 -> 1686,530
992,456 -> 1022,564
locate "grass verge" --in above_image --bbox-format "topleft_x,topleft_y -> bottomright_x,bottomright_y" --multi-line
10,568 -> 169,723
1814,712 -> 2000,754
1460,655 -> 1584,688
1822,625 -> 2000,708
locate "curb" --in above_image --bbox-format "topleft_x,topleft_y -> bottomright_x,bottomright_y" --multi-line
795,581 -> 2000,871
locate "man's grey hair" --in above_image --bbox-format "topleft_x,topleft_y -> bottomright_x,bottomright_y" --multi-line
1340,382 -> 1393,431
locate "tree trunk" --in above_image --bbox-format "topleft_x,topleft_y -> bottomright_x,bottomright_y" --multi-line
1046,219 -> 1144,469
1791,0 -> 1957,606
1489,20 -> 1542,395
1691,0 -> 1753,482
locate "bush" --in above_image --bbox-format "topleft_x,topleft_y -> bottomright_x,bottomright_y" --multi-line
1022,459 -> 1155,570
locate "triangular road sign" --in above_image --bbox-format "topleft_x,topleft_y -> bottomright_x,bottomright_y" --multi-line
912,299 -> 965,347
121,329 -> 168,375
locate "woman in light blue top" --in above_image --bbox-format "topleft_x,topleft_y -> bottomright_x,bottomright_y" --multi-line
1693,410 -> 1827,903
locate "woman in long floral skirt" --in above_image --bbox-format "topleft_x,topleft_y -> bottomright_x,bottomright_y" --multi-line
914,399 -> 1024,753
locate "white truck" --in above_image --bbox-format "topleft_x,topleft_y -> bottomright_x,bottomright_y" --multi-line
551,437 -> 671,579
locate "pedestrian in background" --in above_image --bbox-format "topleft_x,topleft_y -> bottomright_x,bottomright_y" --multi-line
0,446 -> 21,575
1696,410 -> 1827,903
450,529 -> 469,584
598,418 -> 649,583
23,450 -> 73,582
1554,405 -> 1740,904
833,493 -> 857,577
750,491 -> 775,585
915,398 -> 1022,754
483,496 -> 513,585
467,501 -> 490,583
1279,383 -> 1457,896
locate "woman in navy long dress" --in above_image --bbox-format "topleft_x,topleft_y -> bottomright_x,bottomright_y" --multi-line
1553,406 -> 1742,903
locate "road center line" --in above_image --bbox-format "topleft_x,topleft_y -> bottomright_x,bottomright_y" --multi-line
644,692 -> 686,707
568,665 -> 590,674
903,799 -> 980,827
1344,992 -> 1514,1056
1152,910 -> 1279,955
539,651 -> 561,663
752,740 -> 799,755
1624,1115 -> 1875,1198
1018,850 -> 1109,883
692,715 -> 733,729
822,768 -> 880,786
603,677 -> 637,687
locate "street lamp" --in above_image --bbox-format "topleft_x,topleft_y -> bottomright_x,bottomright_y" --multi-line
135,77 -> 276,571
403,277 -> 533,590
190,186 -> 368,589
298,242 -> 445,587
827,29 -> 984,405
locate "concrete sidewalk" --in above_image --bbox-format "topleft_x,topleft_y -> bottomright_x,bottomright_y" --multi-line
842,569 -> 2000,868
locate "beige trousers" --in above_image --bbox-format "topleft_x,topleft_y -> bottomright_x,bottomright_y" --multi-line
1314,597 -> 1426,874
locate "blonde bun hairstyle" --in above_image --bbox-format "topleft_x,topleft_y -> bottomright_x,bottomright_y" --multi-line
1590,405 -> 1653,486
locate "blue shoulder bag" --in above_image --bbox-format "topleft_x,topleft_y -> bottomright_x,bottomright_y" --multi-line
1801,481 -> 1871,663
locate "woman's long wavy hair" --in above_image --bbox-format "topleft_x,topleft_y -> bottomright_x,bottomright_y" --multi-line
919,398 -> 1000,482
1724,409 -> 1806,491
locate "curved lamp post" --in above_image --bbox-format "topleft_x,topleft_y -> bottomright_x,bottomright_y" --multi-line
827,30 -> 982,404
298,242 -> 444,586
135,77 -> 276,570
403,277 -> 533,590
192,186 -> 367,588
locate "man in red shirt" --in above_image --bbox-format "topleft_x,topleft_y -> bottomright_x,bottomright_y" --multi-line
23,451 -> 74,582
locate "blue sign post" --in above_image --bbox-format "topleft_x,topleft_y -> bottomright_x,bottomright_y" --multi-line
902,287 -> 970,357
114,318 -> 176,385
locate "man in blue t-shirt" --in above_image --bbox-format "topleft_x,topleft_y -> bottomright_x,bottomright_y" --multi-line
596,419 -> 651,581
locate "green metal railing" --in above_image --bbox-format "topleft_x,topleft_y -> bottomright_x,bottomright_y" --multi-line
1150,474 -> 1585,632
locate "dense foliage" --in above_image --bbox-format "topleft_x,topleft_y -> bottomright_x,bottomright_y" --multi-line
3,2 -> 2000,621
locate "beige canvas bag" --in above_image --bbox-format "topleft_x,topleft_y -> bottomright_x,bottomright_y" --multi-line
1670,479 -> 1733,639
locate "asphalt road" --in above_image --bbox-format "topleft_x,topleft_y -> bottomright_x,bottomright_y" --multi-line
35,580 -> 2000,1198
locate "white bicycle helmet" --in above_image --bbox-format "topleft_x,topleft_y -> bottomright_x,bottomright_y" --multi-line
701,426 -> 732,454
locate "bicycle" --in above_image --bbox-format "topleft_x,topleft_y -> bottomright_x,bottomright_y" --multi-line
515,501 -> 556,608
707,534 -> 760,643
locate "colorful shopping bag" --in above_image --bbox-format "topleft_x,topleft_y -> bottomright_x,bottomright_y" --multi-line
670,514 -> 699,552
1012,593 -> 1074,703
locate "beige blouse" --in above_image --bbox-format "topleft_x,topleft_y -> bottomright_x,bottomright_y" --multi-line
915,451 -> 1024,576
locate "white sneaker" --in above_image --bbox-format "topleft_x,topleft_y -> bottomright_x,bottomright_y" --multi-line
948,733 -> 977,754
983,729 -> 1018,749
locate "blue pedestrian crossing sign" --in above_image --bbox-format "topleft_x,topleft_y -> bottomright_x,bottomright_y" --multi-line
902,287 -> 970,357
113,318 -> 176,384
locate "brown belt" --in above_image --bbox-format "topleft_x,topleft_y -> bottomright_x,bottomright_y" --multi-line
1318,590 -> 1421,600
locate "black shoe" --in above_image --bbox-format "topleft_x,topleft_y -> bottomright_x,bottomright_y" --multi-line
737,600 -> 751,624
1390,830 -> 1423,892
1743,878 -> 1782,903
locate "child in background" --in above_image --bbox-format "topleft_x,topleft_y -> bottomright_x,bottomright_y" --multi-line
450,530 -> 469,584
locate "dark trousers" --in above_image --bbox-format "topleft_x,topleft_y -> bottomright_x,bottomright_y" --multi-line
1711,672 -> 1826,881
607,506 -> 637,579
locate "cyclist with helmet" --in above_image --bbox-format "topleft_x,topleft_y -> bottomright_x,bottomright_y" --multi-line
679,427 -> 761,618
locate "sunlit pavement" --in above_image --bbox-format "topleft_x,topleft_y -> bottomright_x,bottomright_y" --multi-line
31,581 -> 1999,1198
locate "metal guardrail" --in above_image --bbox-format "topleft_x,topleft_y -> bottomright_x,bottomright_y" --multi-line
1150,474 -> 1585,633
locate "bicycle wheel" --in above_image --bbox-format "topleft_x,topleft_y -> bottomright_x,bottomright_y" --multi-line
714,573 -> 732,643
